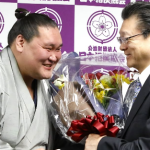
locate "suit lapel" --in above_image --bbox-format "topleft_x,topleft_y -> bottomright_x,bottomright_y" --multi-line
121,75 -> 150,137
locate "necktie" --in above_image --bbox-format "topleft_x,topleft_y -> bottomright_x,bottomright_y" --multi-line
123,78 -> 142,120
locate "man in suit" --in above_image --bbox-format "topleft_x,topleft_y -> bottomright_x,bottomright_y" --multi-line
85,1 -> 150,150
0,8 -> 84,150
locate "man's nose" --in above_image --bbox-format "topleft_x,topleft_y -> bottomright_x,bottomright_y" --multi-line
49,53 -> 57,61
120,43 -> 127,51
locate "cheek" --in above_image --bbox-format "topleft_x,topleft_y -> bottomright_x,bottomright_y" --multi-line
137,45 -> 148,58
56,51 -> 62,60
129,44 -> 141,57
36,50 -> 49,61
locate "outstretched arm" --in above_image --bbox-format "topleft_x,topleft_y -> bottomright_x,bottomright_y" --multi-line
85,133 -> 150,150
84,134 -> 105,150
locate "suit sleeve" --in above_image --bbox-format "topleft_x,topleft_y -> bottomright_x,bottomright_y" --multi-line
98,136 -> 150,150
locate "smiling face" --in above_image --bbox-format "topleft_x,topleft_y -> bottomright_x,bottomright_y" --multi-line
16,26 -> 62,81
119,15 -> 150,73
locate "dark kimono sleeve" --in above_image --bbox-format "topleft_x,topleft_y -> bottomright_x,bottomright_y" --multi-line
52,123 -> 84,150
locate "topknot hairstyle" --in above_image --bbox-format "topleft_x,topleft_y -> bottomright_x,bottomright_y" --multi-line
15,8 -> 30,19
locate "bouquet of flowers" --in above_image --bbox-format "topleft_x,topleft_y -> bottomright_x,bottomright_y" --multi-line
48,52 -> 132,143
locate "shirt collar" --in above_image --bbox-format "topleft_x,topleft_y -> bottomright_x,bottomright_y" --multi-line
138,64 -> 150,86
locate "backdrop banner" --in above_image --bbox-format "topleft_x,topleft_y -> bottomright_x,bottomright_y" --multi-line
0,0 -> 147,63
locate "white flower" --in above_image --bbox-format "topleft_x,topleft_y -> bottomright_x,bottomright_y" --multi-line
100,75 -> 112,84
54,74 -> 67,89
93,79 -> 104,89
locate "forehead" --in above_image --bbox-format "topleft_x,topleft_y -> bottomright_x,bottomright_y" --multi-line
38,26 -> 60,37
35,26 -> 62,45
119,15 -> 140,36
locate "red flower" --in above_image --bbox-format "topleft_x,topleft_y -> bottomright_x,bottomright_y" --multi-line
96,72 -> 103,79
88,73 -> 95,80
109,70 -> 124,76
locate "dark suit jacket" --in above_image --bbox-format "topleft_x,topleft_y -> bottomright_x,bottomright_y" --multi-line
98,75 -> 150,150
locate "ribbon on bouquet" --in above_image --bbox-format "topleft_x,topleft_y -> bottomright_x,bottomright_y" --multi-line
66,112 -> 119,142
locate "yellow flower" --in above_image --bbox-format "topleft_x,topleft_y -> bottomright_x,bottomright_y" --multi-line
112,74 -> 131,86
82,71 -> 132,109
100,75 -> 113,89
121,75 -> 131,84
54,74 -> 67,89
93,79 -> 104,90
94,90 -> 105,103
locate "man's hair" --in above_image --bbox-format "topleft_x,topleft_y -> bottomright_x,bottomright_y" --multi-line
8,8 -> 58,46
122,1 -> 150,37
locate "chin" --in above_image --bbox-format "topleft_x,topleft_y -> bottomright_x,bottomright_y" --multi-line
44,73 -> 52,79
36,74 -> 51,80
127,61 -> 134,68
42,75 -> 51,79
40,70 -> 52,79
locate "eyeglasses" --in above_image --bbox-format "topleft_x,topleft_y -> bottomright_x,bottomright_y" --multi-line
117,32 -> 147,44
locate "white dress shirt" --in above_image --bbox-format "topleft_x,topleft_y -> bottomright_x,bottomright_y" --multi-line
139,64 -> 150,86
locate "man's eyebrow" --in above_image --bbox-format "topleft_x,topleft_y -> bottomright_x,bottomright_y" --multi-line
119,31 -> 130,36
59,43 -> 63,47
44,43 -> 63,47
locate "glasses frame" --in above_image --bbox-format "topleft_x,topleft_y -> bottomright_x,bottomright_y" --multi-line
117,31 -> 148,44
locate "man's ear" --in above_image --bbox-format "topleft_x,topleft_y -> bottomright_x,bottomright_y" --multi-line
15,34 -> 25,52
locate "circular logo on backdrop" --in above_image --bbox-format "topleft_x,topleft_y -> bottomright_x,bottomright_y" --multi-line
92,68 -> 109,75
87,10 -> 118,44
35,7 -> 62,32
0,12 -> 4,34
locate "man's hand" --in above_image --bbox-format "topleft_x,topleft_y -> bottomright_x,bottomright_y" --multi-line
36,148 -> 45,150
84,134 -> 106,150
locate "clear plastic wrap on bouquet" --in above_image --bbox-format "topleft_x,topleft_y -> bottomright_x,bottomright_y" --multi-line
48,52 -> 132,143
